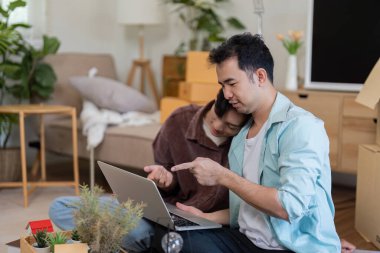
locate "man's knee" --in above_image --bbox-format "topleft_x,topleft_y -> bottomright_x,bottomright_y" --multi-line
121,219 -> 155,252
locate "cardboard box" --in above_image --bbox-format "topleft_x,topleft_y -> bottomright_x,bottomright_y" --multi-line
355,145 -> 380,249
179,81 -> 220,103
20,231 -> 88,253
185,51 -> 217,84
160,97 -> 190,123
356,58 -> 380,145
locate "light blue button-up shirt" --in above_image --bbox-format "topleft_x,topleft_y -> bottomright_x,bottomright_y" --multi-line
228,92 -> 341,252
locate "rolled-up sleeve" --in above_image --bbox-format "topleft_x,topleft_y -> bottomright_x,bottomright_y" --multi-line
276,116 -> 328,223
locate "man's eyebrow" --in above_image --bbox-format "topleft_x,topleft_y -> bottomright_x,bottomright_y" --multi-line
218,78 -> 235,85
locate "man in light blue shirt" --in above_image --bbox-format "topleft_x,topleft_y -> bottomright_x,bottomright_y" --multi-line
172,33 -> 341,252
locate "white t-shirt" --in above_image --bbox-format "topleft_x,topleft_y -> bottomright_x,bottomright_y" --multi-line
238,121 -> 285,250
202,121 -> 227,146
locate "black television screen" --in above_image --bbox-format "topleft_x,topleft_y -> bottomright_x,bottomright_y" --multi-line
304,0 -> 380,91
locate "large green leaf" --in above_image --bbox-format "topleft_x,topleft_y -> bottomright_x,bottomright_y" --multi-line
34,63 -> 56,88
42,35 -> 60,56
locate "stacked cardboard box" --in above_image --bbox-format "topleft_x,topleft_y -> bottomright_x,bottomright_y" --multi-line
160,51 -> 220,123
355,58 -> 380,249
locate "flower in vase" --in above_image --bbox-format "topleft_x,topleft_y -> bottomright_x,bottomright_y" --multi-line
277,30 -> 303,55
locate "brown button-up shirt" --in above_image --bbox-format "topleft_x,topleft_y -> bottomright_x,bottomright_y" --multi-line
153,101 -> 231,212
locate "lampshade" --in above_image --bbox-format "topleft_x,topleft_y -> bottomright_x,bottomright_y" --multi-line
117,0 -> 164,26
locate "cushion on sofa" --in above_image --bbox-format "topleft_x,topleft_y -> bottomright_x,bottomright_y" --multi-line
45,53 -> 118,114
70,76 -> 156,113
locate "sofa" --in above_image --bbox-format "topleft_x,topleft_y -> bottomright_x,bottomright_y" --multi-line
44,53 -> 160,170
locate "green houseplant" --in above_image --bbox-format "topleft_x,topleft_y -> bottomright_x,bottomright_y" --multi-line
47,231 -> 68,253
32,229 -> 50,253
0,0 -> 60,181
165,0 -> 246,52
0,0 -> 60,149
71,185 -> 144,253
71,229 -> 81,242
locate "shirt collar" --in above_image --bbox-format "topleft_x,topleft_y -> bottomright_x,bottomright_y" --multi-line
266,92 -> 292,126
185,100 -> 230,150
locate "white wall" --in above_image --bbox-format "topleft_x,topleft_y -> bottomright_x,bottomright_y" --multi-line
43,0 -> 309,98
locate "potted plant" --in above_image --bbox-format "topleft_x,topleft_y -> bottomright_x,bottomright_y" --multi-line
32,229 -> 50,253
47,231 -> 67,253
0,0 -> 60,181
164,0 -> 246,52
71,185 -> 144,253
69,229 -> 81,243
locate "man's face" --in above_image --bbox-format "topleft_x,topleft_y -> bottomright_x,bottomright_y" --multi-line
216,57 -> 260,115
205,106 -> 246,138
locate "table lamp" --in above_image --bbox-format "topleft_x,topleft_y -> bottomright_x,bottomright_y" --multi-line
117,0 -> 163,106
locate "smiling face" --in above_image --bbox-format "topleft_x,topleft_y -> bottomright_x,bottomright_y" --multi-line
217,56 -> 263,115
204,104 -> 247,138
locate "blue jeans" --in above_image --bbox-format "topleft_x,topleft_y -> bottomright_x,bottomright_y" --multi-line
49,196 -> 155,252
178,228 -> 294,253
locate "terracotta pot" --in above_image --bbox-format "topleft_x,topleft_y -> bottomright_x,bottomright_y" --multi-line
0,148 -> 21,182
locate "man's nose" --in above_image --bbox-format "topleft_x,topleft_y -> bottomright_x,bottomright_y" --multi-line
223,86 -> 233,100
214,120 -> 224,131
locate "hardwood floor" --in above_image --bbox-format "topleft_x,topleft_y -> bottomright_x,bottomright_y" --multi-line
333,185 -> 378,250
44,158 -> 379,250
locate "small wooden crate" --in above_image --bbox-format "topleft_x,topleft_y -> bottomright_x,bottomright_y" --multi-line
20,231 -> 88,253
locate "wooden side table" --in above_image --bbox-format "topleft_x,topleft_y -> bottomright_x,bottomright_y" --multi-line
0,104 -> 80,207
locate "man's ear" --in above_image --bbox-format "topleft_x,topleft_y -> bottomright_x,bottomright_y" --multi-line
256,68 -> 267,86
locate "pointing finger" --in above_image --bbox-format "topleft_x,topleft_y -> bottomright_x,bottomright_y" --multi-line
171,162 -> 195,172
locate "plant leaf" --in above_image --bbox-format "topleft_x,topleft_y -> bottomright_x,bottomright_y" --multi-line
227,17 -> 246,29
8,0 -> 26,11
42,35 -> 60,55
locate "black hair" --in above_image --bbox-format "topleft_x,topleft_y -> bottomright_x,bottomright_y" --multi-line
214,88 -> 232,118
214,89 -> 251,126
209,33 -> 274,83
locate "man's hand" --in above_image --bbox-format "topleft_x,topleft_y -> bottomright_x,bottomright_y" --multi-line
340,239 -> 356,253
171,157 -> 226,186
144,165 -> 174,189
176,202 -> 206,218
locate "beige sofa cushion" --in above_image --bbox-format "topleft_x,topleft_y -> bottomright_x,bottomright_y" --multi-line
45,53 -> 118,114
45,118 -> 160,169
69,76 -> 156,113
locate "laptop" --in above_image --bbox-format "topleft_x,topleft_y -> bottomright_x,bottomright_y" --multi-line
98,161 -> 222,231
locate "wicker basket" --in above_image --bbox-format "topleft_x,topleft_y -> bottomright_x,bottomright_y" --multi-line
0,148 -> 21,182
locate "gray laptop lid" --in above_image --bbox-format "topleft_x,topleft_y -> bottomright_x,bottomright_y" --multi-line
98,161 -> 174,229
98,161 -> 222,231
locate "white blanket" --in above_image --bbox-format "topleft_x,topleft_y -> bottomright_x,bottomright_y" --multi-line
80,100 -> 160,149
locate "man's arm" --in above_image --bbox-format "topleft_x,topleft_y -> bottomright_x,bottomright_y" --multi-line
176,202 -> 230,225
172,157 -> 289,220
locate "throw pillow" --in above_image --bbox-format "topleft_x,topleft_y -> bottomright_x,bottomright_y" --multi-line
69,76 -> 156,113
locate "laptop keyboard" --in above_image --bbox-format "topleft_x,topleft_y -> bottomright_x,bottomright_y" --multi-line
170,213 -> 199,227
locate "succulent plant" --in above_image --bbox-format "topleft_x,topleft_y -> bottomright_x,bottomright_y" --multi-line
32,229 -> 49,248
47,231 -> 67,253
71,229 -> 80,241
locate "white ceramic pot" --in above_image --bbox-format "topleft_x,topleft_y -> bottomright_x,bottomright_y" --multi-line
285,54 -> 298,91
32,243 -> 50,253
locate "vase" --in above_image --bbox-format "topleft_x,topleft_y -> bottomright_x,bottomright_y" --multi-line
285,54 -> 298,91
